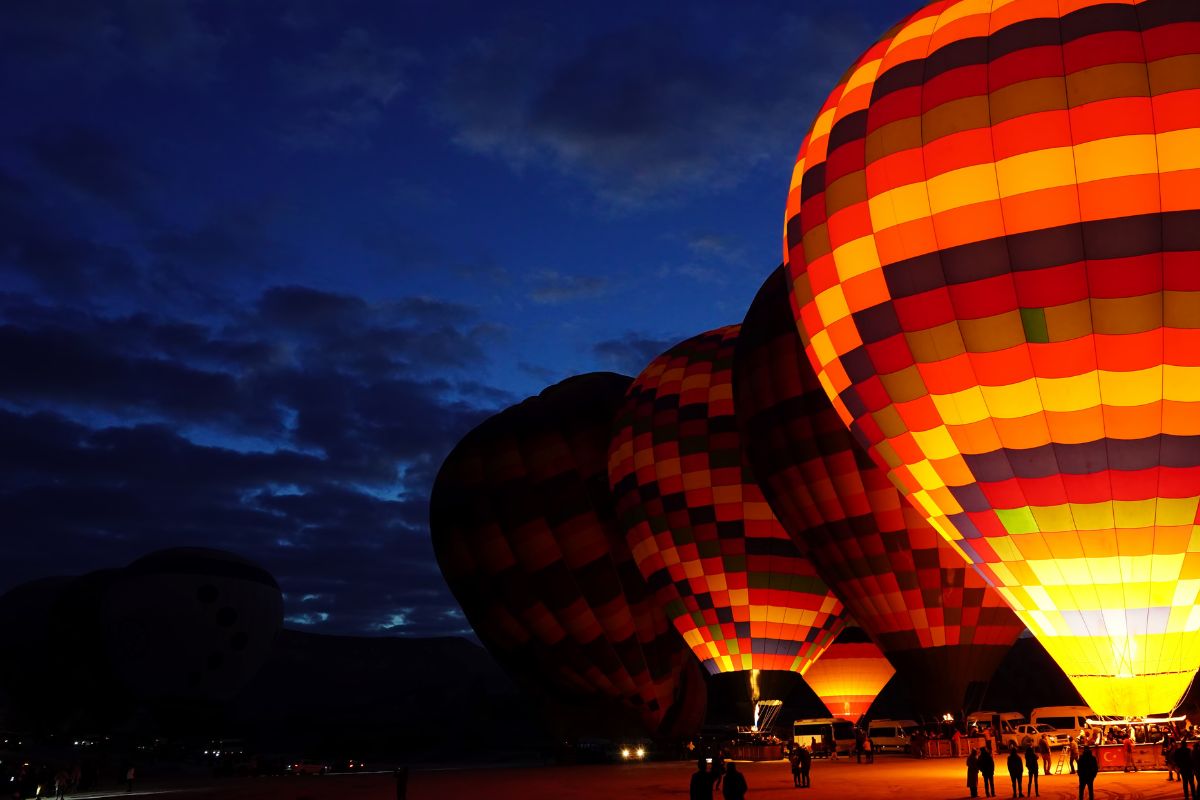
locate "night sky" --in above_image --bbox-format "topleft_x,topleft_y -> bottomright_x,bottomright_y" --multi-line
2,0 -> 898,638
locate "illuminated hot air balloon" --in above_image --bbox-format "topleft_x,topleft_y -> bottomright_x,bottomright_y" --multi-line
430,373 -> 705,738
736,265 -> 1024,711
800,625 -> 894,721
608,327 -> 845,681
783,0 -> 1200,715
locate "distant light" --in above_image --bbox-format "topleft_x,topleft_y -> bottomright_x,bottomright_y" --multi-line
943,713 -> 954,722
621,748 -> 631,759
635,748 -> 645,758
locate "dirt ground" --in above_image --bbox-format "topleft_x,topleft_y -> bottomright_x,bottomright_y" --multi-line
60,756 -> 1189,800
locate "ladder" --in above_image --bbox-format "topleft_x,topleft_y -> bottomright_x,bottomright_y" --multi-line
1053,747 -> 1069,775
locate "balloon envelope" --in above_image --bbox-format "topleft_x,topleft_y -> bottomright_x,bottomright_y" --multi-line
736,265 -> 1023,711
801,626 -> 894,721
101,548 -> 283,704
431,372 -> 704,738
783,0 -> 1200,714
608,327 -> 845,676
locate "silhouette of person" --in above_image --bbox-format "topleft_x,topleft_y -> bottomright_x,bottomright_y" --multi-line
864,735 -> 874,763
1077,746 -> 1098,800
712,751 -> 725,791
979,746 -> 996,797
722,762 -> 747,800
690,759 -> 711,800
967,747 -> 980,798
125,765 -> 135,793
790,749 -> 801,787
799,745 -> 811,788
394,766 -> 409,800
1177,741 -> 1195,799
1007,747 -> 1024,798
1024,743 -> 1039,797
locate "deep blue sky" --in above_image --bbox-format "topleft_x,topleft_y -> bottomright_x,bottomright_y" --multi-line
1,0 -> 899,637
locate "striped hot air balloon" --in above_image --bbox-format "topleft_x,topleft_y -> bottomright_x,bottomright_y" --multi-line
800,625 -> 895,720
430,373 -> 705,739
735,265 -> 1024,712
608,327 -> 845,679
783,0 -> 1200,715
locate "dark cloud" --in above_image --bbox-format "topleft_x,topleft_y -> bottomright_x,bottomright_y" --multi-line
438,7 -> 870,206
0,169 -> 141,300
277,27 -> 416,150
27,125 -> 148,210
0,282 -> 505,635
592,332 -> 681,376
527,271 -> 607,304
1,0 -> 225,84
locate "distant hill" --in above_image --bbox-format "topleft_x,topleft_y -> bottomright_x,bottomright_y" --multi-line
229,629 -> 542,758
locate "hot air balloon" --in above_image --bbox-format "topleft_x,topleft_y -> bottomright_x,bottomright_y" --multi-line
607,327 -> 845,689
430,372 -> 705,739
736,265 -> 1024,711
783,0 -> 1200,715
800,625 -> 895,721
100,548 -> 284,704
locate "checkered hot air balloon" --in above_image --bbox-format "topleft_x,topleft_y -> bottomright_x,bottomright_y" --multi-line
735,265 -> 1024,712
607,327 -> 845,678
430,373 -> 705,739
783,0 -> 1200,715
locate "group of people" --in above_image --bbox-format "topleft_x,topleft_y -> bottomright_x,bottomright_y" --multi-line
788,745 -> 812,787
966,741 -> 1099,800
690,758 -> 747,800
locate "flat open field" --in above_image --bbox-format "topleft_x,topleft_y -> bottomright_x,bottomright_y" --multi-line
60,755 -> 1185,800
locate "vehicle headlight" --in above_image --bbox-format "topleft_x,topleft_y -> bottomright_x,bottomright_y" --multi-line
621,748 -> 631,759
636,748 -> 645,758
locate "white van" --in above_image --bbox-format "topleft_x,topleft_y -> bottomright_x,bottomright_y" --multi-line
1030,706 -> 1093,741
868,719 -> 918,752
967,711 -> 1024,737
793,717 -> 856,756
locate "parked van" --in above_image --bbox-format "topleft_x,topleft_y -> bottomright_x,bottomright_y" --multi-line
793,717 -> 856,756
967,711 -> 1024,737
868,719 -> 918,752
1030,706 -> 1093,741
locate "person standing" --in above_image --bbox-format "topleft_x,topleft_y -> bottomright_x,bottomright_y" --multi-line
1165,735 -> 1177,781
1007,746 -> 1024,798
1069,736 -> 1080,775
1179,740 -> 1196,799
1077,746 -> 1098,800
1024,743 -> 1039,797
689,760 -> 711,800
1123,735 -> 1138,772
864,735 -> 874,764
790,748 -> 801,787
393,766 -> 409,800
799,745 -> 812,788
125,766 -> 135,794
855,729 -> 865,764
967,747 -> 980,798
712,750 -> 725,792
979,746 -> 996,797
1038,735 -> 1051,775
722,762 -> 747,800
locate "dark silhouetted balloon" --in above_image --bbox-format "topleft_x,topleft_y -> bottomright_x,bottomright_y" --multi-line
431,373 -> 705,738
99,548 -> 283,703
